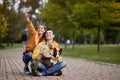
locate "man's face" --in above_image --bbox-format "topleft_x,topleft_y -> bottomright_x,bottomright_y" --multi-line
37,25 -> 45,35
45,30 -> 54,40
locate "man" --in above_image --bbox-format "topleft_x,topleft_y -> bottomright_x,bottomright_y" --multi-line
31,29 -> 66,76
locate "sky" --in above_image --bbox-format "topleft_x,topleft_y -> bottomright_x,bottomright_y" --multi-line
0,0 -> 48,13
0,0 -> 20,12
0,0 -> 3,4
0,0 -> 48,19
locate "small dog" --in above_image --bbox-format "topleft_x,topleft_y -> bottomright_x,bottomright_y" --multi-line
33,44 -> 62,70
41,48 -> 62,68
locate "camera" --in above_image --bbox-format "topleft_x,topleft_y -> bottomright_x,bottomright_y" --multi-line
28,11 -> 35,14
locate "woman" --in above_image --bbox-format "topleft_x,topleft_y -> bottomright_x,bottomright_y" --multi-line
23,11 -> 47,74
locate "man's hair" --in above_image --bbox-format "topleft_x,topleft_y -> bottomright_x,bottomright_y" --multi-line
43,28 -> 55,41
46,28 -> 55,35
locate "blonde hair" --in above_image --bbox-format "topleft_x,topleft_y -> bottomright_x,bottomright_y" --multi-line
38,24 -> 47,30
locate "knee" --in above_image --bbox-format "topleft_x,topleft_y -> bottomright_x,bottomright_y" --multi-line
60,61 -> 66,68
31,60 -> 37,68
31,60 -> 36,66
31,60 -> 42,67
25,52 -> 32,58
31,60 -> 39,70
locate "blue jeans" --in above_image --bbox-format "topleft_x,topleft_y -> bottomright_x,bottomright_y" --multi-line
31,60 -> 66,76
23,52 -> 32,65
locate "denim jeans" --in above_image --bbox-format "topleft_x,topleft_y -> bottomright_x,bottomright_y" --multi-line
31,60 -> 66,76
23,52 -> 32,65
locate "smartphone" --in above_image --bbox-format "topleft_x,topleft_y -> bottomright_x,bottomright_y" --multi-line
28,11 -> 35,14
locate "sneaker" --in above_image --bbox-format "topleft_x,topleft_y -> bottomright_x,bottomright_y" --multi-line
24,67 -> 30,74
32,70 -> 43,76
53,70 -> 62,76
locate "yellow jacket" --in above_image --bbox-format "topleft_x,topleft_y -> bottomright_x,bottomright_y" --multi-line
26,22 -> 40,52
32,40 -> 62,62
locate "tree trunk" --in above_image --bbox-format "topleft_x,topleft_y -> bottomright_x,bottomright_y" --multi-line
64,36 -> 67,49
72,27 -> 75,49
72,40 -> 75,49
98,25 -> 100,53
64,42 -> 67,49
0,34 -> 3,47
90,32 -> 94,44
97,9 -> 100,54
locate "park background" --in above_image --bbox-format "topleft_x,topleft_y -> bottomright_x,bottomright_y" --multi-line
0,0 -> 120,64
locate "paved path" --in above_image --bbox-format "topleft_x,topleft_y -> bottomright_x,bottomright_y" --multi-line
0,48 -> 120,80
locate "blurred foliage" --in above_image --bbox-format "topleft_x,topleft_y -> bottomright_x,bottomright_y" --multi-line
0,0 -> 41,44
0,0 -> 120,46
0,14 -> 8,39
40,0 -> 120,44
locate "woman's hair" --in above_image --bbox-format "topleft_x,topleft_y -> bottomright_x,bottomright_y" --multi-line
38,24 -> 47,39
38,24 -> 47,30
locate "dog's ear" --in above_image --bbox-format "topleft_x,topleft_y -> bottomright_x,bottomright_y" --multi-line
53,48 -> 57,53
53,48 -> 57,57
59,48 -> 62,55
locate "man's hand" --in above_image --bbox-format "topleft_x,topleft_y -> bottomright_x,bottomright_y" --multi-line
41,53 -> 51,60
36,55 -> 42,61
43,53 -> 51,58
36,54 -> 51,61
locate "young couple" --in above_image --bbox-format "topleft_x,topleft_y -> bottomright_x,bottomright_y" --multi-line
23,11 -> 66,76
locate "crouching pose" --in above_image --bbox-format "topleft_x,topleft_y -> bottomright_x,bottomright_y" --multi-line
23,12 -> 46,74
31,29 -> 66,76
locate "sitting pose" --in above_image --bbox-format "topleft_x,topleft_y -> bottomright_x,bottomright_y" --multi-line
33,48 -> 62,69
31,29 -> 66,76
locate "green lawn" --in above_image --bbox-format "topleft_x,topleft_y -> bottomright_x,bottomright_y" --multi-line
8,43 -> 22,48
62,45 -> 120,64
1,43 -> 120,64
0,43 -> 22,49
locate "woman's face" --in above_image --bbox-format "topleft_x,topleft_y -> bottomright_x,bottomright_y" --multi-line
37,25 -> 45,35
45,30 -> 54,40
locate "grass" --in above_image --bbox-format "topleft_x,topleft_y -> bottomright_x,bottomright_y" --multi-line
0,43 -> 22,49
62,45 -> 120,64
1,43 -> 120,64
